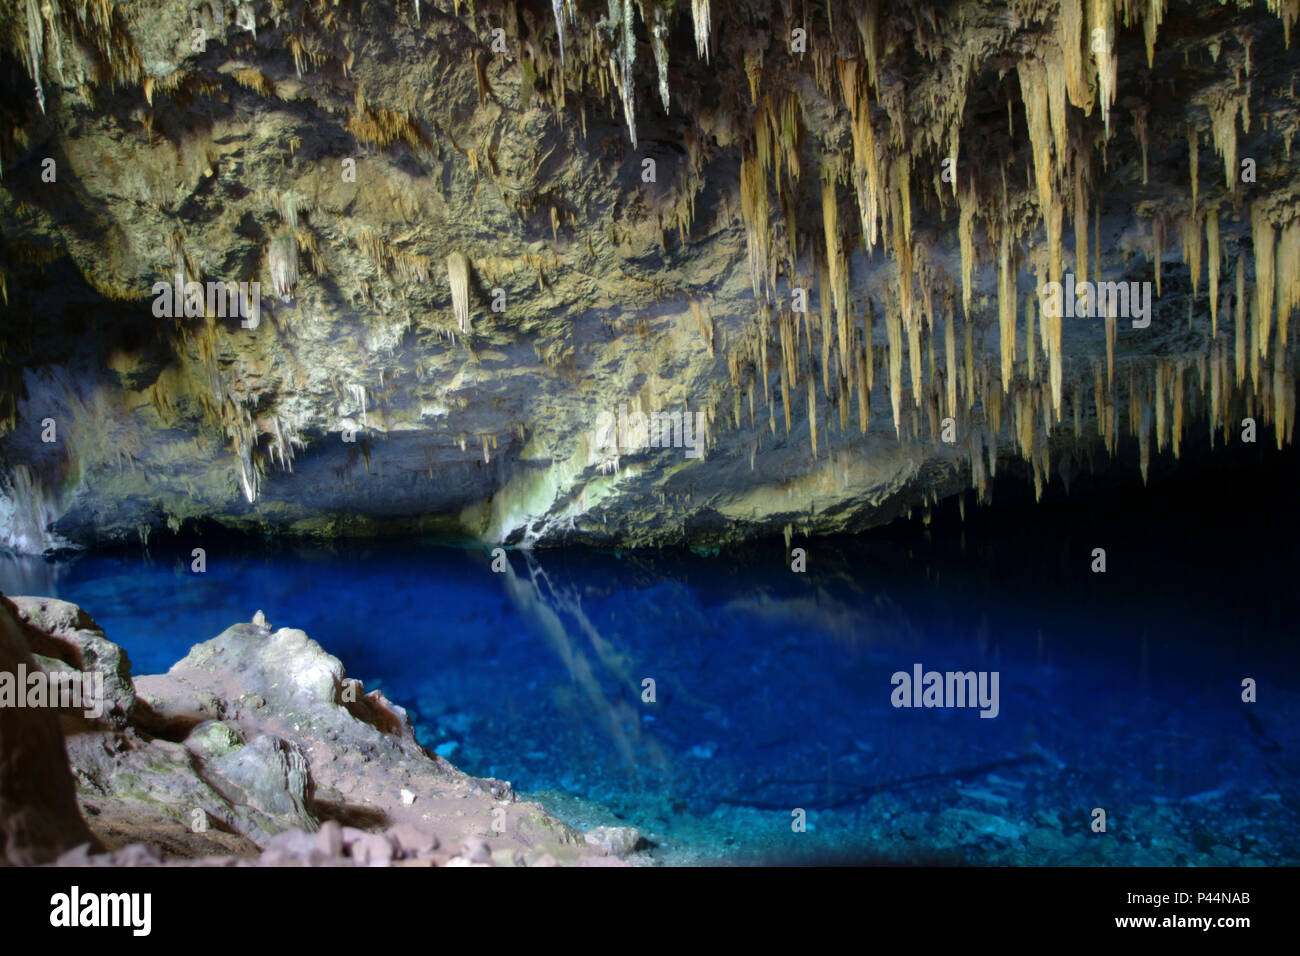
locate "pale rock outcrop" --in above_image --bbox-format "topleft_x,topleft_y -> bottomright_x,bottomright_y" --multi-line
0,595 -> 100,864
3,595 -> 611,866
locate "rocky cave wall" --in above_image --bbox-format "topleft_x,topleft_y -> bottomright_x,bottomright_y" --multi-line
0,0 -> 1297,552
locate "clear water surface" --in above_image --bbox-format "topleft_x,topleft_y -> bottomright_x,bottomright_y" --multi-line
3,451 -> 1297,865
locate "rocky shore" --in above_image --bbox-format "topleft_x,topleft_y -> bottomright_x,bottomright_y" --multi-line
0,594 -> 643,867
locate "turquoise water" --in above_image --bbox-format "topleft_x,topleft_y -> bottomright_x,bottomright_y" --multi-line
3,452 -> 1298,865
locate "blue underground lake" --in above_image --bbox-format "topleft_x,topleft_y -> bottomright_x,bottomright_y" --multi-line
3,452 -> 1297,866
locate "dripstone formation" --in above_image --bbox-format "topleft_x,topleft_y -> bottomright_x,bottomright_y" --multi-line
1,0 -> 1297,551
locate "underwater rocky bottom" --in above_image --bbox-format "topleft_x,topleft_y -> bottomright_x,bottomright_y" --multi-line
4,445 -> 1297,866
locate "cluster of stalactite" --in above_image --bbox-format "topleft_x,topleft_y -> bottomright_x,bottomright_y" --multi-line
6,0 -> 1300,511
667,0 -> 1296,502
678,0 -> 1299,501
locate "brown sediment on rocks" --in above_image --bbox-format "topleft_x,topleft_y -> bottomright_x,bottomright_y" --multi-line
1,594 -> 640,867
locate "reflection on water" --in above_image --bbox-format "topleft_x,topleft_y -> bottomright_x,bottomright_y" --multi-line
2,455 -> 1298,864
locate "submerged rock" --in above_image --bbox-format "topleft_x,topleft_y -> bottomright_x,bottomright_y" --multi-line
584,825 -> 645,858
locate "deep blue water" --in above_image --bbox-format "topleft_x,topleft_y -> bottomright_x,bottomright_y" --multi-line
3,450 -> 1298,864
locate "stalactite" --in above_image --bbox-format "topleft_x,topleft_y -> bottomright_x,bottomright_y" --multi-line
1073,162 -> 1089,286
969,429 -> 983,500
691,0 -> 711,62
1138,399 -> 1152,485
959,186 -> 977,319
1015,391 -> 1033,461
1151,216 -> 1164,299
907,307 -> 923,409
944,310 -> 958,417
895,155 -> 914,260
552,0 -> 567,68
997,228 -> 1016,392
1172,361 -> 1185,459
1106,313 -> 1116,390
1285,364 -> 1296,448
801,281 -> 814,358
268,233 -> 299,301
893,167 -> 920,406
1211,342 -> 1223,442
780,368 -> 791,435
822,175 -> 849,360
925,293 -> 937,385
842,369 -> 852,431
818,264 -> 833,396
1250,287 -> 1261,388
744,50 -> 762,105
1045,49 -> 1069,184
1252,204 -> 1276,358
448,251 -> 472,333
866,332 -> 875,396
1048,304 -> 1063,420
1235,255 -> 1247,385
609,0 -> 638,147
1275,220 -> 1300,352
1144,0 -> 1166,69
1210,93 -> 1240,189
856,1 -> 883,91
1207,207 -> 1221,336
1269,0 -> 1300,47
1026,292 -> 1037,382
1154,360 -> 1168,452
1188,128 -> 1200,212
1275,359 -> 1290,450
1033,249 -> 1063,419
839,59 -> 882,253
886,294 -> 903,436
1132,104 -> 1150,185
963,322 -> 975,413
646,0 -> 670,112
740,155 -> 769,300
25,0 -> 44,113
1088,0 -> 1118,134
1180,213 -> 1202,299
808,373 -> 818,458
1019,59 -> 1055,220
780,312 -> 797,399
1059,0 -> 1092,112
857,344 -> 870,434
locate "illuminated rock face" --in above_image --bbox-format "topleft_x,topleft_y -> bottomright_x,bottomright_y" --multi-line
0,596 -> 100,863
0,1 -> 1297,551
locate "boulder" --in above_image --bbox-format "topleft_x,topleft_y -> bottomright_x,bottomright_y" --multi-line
0,595 -> 101,864
584,826 -> 644,858
9,596 -> 136,726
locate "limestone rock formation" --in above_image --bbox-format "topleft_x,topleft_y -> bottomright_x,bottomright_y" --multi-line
0,594 -> 100,864
0,1 -> 1296,551
4,593 -> 609,866
10,595 -> 137,726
